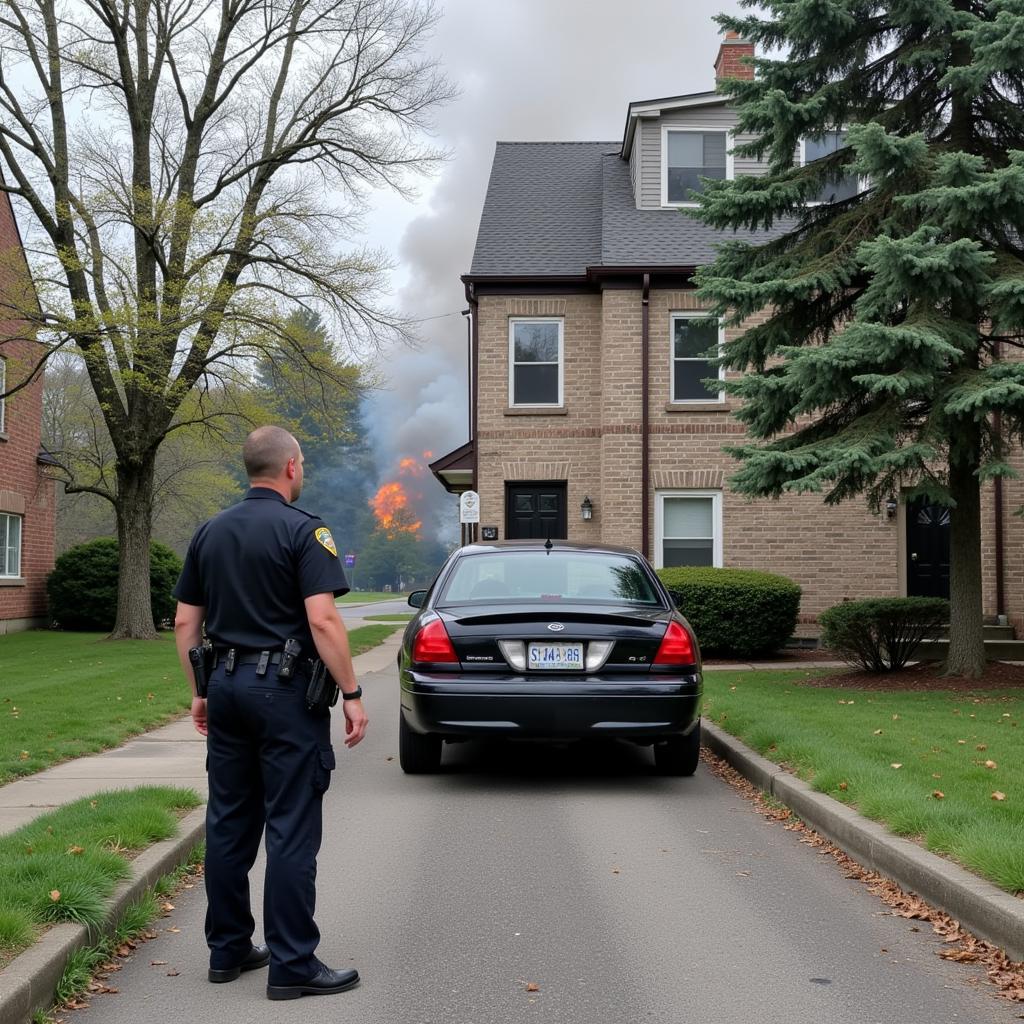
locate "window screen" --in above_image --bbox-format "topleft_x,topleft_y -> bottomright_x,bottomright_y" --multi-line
661,497 -> 715,567
672,317 -> 721,401
666,131 -> 727,202
511,320 -> 561,405
804,132 -> 859,203
0,514 -> 22,577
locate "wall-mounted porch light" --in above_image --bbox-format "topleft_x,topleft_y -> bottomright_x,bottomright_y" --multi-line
885,496 -> 898,520
580,495 -> 594,521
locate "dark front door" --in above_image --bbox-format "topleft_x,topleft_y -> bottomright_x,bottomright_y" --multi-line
506,482 -> 568,540
906,498 -> 951,598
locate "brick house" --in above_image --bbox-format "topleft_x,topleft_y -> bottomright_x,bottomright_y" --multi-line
431,33 -> 1024,632
0,185 -> 56,633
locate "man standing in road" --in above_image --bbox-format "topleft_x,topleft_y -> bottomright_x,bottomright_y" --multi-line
173,425 -> 368,1000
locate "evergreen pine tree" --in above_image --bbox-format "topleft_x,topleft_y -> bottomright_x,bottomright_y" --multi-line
694,0 -> 1024,677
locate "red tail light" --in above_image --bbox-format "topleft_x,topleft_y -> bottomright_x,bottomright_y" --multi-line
653,621 -> 695,666
412,618 -> 459,665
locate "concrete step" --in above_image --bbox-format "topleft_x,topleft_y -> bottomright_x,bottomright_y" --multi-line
935,624 -> 1016,641
915,638 -> 1024,661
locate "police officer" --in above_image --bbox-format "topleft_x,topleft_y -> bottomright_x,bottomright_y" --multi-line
173,425 -> 368,1001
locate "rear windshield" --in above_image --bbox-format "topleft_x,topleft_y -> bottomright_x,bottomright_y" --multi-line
438,550 -> 664,606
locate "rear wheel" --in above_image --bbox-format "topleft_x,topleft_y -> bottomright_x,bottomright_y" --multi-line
399,713 -> 442,774
654,723 -> 700,776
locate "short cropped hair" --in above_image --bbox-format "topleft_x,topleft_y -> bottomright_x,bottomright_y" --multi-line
243,426 -> 299,480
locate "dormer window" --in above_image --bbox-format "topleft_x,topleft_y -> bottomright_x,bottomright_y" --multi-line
801,132 -> 859,204
662,127 -> 731,206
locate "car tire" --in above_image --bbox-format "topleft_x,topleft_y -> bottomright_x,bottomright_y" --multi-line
654,723 -> 700,776
399,712 -> 442,774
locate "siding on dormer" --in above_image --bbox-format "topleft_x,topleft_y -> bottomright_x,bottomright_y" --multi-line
636,104 -> 770,208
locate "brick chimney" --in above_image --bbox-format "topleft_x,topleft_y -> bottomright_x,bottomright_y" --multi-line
714,29 -> 755,81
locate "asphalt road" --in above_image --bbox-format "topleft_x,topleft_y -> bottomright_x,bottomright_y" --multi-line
71,657 -> 1021,1024
336,598 -> 411,629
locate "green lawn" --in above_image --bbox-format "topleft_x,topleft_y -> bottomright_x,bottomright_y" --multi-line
703,671 -> 1024,893
0,786 -> 200,966
336,591 -> 406,605
347,623 -> 403,653
0,632 -> 189,785
363,613 -> 414,623
0,625 -> 400,784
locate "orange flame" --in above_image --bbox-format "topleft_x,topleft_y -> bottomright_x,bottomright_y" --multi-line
369,452 -> 434,536
370,481 -> 422,535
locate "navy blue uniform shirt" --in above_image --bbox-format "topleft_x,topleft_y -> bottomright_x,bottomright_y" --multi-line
173,487 -> 349,651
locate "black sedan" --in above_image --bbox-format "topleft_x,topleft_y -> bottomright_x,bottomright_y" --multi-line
398,540 -> 702,775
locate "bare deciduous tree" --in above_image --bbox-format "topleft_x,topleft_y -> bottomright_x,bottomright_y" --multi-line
0,0 -> 452,636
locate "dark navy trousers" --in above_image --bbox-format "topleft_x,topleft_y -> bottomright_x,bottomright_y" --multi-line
205,662 -> 335,985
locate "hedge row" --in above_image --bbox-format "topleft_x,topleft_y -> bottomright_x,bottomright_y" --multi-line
656,567 -> 802,658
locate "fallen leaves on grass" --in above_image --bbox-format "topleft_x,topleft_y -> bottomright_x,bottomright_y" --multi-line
932,791 -> 945,800
700,748 -> 1024,1004
985,760 -> 998,770
890,763 -> 903,770
49,890 -> 60,901
993,792 -> 1007,802
67,845 -> 84,855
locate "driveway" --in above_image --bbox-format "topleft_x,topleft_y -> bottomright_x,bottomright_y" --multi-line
69,654 -> 1020,1024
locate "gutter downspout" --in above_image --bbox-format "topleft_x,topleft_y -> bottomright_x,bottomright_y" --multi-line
641,273 -> 651,560
994,342 -> 1006,619
469,284 -> 479,544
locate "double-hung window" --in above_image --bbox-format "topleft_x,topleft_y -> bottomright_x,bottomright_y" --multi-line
671,313 -> 724,403
0,513 -> 21,578
509,318 -> 563,408
662,128 -> 731,205
801,132 -> 859,204
655,492 -> 722,569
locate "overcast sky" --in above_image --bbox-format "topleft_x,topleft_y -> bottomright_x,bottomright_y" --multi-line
362,0 -> 748,529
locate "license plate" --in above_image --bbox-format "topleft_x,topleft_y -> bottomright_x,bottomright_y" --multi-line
528,642 -> 584,670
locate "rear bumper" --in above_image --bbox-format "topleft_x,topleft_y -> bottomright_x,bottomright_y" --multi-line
400,671 -> 702,740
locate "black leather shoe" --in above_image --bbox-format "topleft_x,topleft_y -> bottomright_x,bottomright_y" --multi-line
266,965 -> 360,1000
208,944 -> 271,983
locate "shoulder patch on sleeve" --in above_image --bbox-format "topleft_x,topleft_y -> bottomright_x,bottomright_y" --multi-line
314,526 -> 338,557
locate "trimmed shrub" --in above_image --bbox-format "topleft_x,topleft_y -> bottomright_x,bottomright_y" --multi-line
819,597 -> 949,672
47,538 -> 183,632
656,567 -> 802,658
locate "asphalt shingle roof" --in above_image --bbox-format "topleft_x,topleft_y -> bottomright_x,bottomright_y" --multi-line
470,142 -> 607,277
469,141 -> 774,277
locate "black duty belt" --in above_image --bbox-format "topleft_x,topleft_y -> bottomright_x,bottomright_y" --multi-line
212,647 -> 285,675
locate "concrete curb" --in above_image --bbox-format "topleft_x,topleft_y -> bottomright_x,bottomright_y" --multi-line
701,721 -> 1024,961
0,806 -> 206,1024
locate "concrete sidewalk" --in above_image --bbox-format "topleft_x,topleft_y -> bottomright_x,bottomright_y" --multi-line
0,633 -> 403,838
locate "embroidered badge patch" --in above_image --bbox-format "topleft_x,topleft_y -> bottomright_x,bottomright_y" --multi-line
314,526 -> 338,557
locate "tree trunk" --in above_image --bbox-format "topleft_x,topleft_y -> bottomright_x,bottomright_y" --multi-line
110,454 -> 159,640
944,431 -> 986,679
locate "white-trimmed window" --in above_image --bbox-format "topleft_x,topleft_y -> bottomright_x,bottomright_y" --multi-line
655,492 -> 723,569
0,357 -> 6,433
662,127 -> 732,206
800,132 -> 859,204
509,318 -> 563,407
670,313 -> 725,403
0,513 -> 22,578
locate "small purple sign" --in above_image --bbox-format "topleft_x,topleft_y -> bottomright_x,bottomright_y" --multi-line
344,553 -> 356,569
